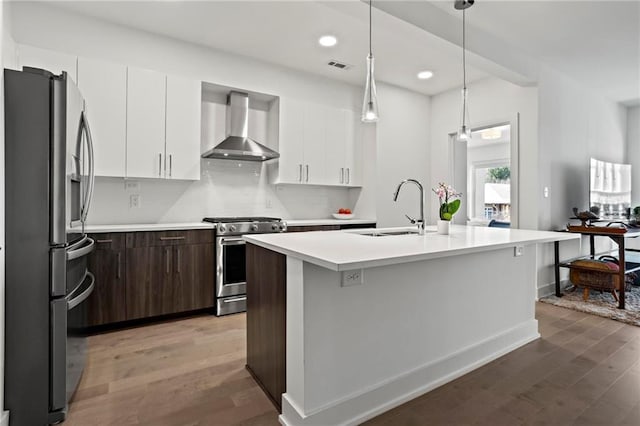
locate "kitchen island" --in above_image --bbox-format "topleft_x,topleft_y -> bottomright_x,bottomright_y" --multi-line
244,225 -> 580,426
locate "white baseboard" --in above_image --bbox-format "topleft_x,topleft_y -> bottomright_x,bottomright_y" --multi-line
280,321 -> 539,426
1,411 -> 9,426
537,280 -> 570,299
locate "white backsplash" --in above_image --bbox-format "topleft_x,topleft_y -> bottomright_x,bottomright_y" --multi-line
87,158 -> 355,225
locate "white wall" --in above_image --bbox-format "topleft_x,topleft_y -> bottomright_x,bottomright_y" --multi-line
537,66 -> 628,231
10,2 -> 369,223
430,77 -> 539,230
374,82 -> 430,227
628,106 -> 640,206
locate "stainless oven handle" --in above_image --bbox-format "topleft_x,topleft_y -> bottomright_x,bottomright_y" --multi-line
223,297 -> 247,303
219,237 -> 246,245
68,272 -> 95,310
67,237 -> 95,261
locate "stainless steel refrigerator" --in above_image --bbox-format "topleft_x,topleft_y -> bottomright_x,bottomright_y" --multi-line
4,67 -> 96,424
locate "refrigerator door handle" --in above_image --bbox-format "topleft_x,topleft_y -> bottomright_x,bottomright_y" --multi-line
67,272 -> 95,310
80,111 -> 95,224
67,237 -> 95,261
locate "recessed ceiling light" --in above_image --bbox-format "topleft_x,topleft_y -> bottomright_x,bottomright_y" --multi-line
417,70 -> 434,80
318,35 -> 338,47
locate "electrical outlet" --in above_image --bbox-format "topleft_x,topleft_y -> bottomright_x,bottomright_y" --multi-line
514,246 -> 524,257
265,198 -> 273,209
341,269 -> 364,287
543,187 -> 549,198
125,180 -> 140,191
130,194 -> 141,209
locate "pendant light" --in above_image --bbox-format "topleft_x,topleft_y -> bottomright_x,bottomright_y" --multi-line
455,0 -> 474,141
361,0 -> 379,123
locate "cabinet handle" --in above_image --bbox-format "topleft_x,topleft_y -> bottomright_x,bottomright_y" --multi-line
117,252 -> 121,279
159,236 -> 186,241
158,153 -> 162,177
306,165 -> 309,182
346,168 -> 350,184
166,248 -> 171,274
96,239 -> 113,244
176,248 -> 180,274
169,154 -> 172,178
298,164 -> 303,182
340,168 -> 344,184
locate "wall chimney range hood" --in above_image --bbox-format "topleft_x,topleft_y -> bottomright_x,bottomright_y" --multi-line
202,91 -> 279,162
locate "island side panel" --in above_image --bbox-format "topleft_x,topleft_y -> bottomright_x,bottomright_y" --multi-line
246,243 -> 287,411
282,246 -> 539,425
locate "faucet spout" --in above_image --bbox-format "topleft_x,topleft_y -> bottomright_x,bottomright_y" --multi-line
392,179 -> 426,235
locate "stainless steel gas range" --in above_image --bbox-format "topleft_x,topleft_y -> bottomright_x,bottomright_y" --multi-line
203,217 -> 287,315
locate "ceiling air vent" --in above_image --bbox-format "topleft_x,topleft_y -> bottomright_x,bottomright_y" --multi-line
328,60 -> 352,70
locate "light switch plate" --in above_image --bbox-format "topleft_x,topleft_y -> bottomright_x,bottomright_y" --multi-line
341,269 -> 364,287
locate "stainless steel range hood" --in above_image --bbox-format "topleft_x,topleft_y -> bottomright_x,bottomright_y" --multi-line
201,91 -> 279,162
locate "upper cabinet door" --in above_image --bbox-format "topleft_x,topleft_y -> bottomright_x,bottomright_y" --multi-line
325,108 -> 348,185
126,67 -> 167,179
343,109 -> 359,186
303,103 -> 327,185
77,57 -> 127,177
165,75 -> 201,180
277,98 -> 305,183
18,44 -> 77,82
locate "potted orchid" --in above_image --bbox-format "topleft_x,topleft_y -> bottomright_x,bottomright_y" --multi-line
432,182 -> 461,235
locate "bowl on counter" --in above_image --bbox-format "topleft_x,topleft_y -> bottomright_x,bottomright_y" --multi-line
332,213 -> 355,220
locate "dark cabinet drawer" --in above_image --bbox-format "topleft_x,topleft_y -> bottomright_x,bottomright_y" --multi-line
92,233 -> 126,250
125,230 -> 214,248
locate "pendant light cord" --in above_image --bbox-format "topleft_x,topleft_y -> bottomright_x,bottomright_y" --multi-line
369,0 -> 372,56
462,8 -> 466,91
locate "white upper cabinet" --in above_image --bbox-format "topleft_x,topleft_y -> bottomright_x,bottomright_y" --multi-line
77,57 -> 127,177
277,98 -> 305,183
273,97 -> 360,187
302,103 -> 327,185
126,66 -> 167,179
18,44 -> 77,82
165,75 -> 201,180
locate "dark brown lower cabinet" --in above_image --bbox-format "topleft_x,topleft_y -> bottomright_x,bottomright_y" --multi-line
126,243 -> 215,320
87,233 -> 127,326
174,243 -> 215,312
125,246 -> 175,320
88,230 -> 215,326
287,223 -> 375,233
246,243 -> 287,411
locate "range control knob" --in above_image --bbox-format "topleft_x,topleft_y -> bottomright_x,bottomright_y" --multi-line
271,223 -> 279,231
218,224 -> 227,233
251,224 -> 259,232
229,225 -> 237,232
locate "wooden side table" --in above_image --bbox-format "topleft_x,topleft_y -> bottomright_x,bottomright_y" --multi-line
554,225 -> 640,310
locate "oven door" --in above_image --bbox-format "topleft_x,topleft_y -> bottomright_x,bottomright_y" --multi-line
216,236 -> 247,298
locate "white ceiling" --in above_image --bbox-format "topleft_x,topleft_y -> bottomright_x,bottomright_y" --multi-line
46,0 -> 489,96
428,0 -> 640,105
39,0 -> 640,104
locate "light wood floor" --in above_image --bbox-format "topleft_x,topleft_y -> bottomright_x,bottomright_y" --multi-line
66,303 -> 640,425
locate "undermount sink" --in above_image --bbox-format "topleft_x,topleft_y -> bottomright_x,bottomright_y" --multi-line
359,230 -> 423,237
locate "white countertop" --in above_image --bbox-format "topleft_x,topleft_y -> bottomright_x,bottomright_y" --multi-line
244,225 -> 580,271
82,222 -> 215,233
284,218 -> 376,226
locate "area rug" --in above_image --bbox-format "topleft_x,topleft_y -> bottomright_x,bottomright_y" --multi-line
539,285 -> 640,327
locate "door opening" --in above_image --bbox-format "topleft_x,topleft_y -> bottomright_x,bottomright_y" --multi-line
450,116 -> 519,228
